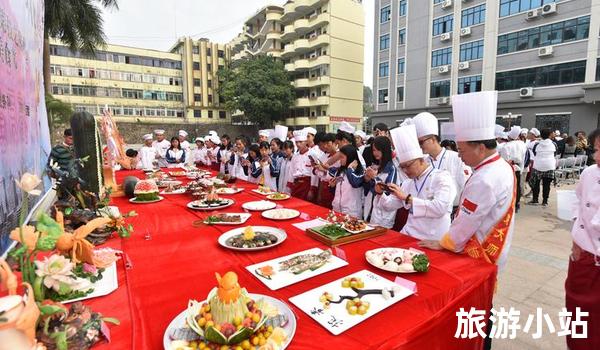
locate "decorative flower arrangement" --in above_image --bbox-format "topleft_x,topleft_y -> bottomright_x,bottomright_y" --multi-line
33,254 -> 100,302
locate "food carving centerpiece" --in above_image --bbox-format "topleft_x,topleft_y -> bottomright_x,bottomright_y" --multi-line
186,272 -> 270,346
133,180 -> 159,201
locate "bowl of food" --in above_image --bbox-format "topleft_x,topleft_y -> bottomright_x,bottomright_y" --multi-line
218,226 -> 286,251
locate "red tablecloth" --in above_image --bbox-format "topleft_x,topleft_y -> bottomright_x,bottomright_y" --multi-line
91,168 -> 497,350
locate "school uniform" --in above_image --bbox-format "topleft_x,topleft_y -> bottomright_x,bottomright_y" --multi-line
328,167 -> 365,218
165,148 -> 186,167
277,155 -> 293,195
363,161 -> 399,229
228,151 -> 248,181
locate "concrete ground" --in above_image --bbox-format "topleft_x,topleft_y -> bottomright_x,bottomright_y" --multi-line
493,181 -> 577,350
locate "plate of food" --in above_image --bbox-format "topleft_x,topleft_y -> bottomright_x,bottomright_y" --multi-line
215,187 -> 243,195
163,272 -> 295,350
365,248 -> 430,273
242,200 -> 277,211
169,170 -> 187,177
156,180 -> 182,188
252,186 -> 276,195
203,213 -> 252,225
342,218 -> 373,234
262,208 -> 300,221
187,194 -> 235,211
266,193 -> 290,201
130,180 -> 165,203
218,226 -> 286,251
160,183 -> 186,195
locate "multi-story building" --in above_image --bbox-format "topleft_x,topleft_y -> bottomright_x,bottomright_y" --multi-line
371,0 -> 600,136
49,37 -> 231,124
230,0 -> 365,132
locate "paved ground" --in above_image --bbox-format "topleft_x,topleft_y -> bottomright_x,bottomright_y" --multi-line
493,181 -> 576,350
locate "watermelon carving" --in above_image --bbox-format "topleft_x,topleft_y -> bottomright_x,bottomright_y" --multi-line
133,180 -> 159,201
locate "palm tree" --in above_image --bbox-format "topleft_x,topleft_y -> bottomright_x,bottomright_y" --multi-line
44,0 -> 119,93
45,93 -> 74,139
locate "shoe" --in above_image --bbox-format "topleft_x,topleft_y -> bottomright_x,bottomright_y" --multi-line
527,200 -> 539,205
542,202 -> 548,207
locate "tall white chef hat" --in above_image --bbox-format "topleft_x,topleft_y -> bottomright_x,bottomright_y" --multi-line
555,129 -> 561,135
520,128 -> 529,136
338,121 -> 355,134
143,133 -> 153,141
178,130 -> 188,137
530,128 -> 540,137
412,112 -> 439,138
195,136 -> 205,142
303,127 -> 317,136
210,135 -> 221,144
390,125 -> 424,164
355,130 -> 367,140
154,129 -> 165,135
451,91 -> 498,142
293,129 -> 308,142
508,126 -> 521,140
495,125 -> 506,139
208,130 -> 218,137
273,125 -> 288,141
259,129 -> 270,138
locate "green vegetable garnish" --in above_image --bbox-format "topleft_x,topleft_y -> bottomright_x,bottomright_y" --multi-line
317,224 -> 348,238
412,254 -> 430,272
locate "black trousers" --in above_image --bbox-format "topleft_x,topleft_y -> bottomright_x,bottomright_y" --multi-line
532,176 -> 552,203
515,171 -> 521,210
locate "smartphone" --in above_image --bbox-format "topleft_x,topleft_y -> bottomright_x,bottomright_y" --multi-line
308,155 -> 316,165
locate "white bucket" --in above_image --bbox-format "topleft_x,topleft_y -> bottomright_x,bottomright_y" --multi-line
556,190 -> 577,221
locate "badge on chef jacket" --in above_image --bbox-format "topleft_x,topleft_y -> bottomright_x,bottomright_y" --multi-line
461,198 -> 478,214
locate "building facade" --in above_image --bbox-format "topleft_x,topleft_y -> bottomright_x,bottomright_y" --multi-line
230,0 -> 365,132
371,0 -> 600,137
49,38 -> 231,124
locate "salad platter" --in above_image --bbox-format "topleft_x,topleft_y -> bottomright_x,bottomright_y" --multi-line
365,248 -> 430,273
306,217 -> 387,247
288,270 -> 414,335
266,193 -> 290,201
203,213 -> 252,225
246,248 -> 348,290
218,226 -> 287,251
242,200 -> 277,211
261,208 -> 300,221
164,272 -> 295,350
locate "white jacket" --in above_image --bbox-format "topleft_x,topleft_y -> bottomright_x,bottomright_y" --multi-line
501,139 -> 527,172
152,139 -> 170,167
229,152 -> 248,181
571,165 -> 600,255
532,139 -> 556,172
139,145 -> 157,170
428,149 -> 468,207
330,168 -> 364,219
277,156 -> 293,194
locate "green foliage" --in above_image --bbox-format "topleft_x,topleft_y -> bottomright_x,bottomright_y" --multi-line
218,55 -> 295,127
46,93 -> 73,125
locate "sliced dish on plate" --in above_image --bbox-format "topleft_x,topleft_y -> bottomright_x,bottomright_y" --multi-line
187,198 -> 234,210
365,247 -> 430,273
266,193 -> 290,201
218,226 -> 287,251
203,213 -> 251,225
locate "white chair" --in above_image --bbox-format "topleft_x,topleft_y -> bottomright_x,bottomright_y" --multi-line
554,158 -> 568,186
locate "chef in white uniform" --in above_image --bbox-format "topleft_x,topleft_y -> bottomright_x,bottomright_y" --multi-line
495,125 -> 508,155
500,126 -> 527,211
139,134 -> 157,170
152,129 -> 170,167
178,130 -> 191,164
258,130 -> 270,143
420,91 -> 516,272
381,124 -> 456,240
192,137 -> 208,166
411,112 -> 468,209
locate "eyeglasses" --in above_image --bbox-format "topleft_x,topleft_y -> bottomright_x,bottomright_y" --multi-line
418,137 -> 433,146
399,159 -> 418,170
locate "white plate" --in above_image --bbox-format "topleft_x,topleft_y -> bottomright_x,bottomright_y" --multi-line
163,293 -> 296,350
218,226 -> 287,251
262,208 -> 300,221
157,180 -> 182,188
64,263 -> 118,303
342,223 -> 374,235
266,193 -> 290,201
251,188 -> 276,196
215,187 -> 243,195
159,188 -> 186,195
187,199 -> 234,211
129,196 -> 164,204
365,248 -> 427,274
203,213 -> 252,225
242,200 -> 277,211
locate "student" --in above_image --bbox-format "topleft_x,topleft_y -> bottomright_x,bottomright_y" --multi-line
288,129 -> 313,200
258,141 -> 278,190
217,134 -> 233,174
327,145 -> 365,218
269,138 -> 285,190
206,135 -> 221,171
313,133 -> 338,209
277,140 -> 295,194
244,143 -> 262,184
381,125 -> 456,240
528,128 -> 556,206
139,134 -> 157,170
192,137 -> 208,167
152,129 -> 170,167
165,137 -> 185,166
363,136 -> 398,228
178,130 -> 191,164
229,136 -> 249,181
501,126 -> 527,212
48,128 -> 74,172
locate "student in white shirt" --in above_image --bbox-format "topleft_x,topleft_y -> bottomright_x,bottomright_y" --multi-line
217,134 -> 233,174
257,141 -> 278,190
229,136 -> 249,181
165,137 -> 185,166
192,137 -> 208,167
244,143 -> 262,184
139,134 -> 157,170
178,130 -> 191,164
327,145 -> 365,218
277,140 -> 295,194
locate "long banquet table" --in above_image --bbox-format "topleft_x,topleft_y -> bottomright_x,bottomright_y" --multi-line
88,168 -> 497,350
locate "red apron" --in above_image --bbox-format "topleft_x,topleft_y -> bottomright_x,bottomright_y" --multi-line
290,176 -> 311,201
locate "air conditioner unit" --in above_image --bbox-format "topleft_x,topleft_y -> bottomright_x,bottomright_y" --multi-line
441,0 -> 452,9
458,61 -> 470,71
526,9 -> 539,20
461,0 -> 471,2
440,32 -> 452,42
519,87 -> 533,98
438,65 -> 450,74
460,27 -> 471,37
437,97 -> 450,105
541,3 -> 557,15
538,46 -> 554,57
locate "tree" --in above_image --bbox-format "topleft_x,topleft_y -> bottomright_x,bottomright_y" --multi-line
218,55 -> 295,127
46,93 -> 73,126
363,85 -> 374,117
44,0 -> 119,93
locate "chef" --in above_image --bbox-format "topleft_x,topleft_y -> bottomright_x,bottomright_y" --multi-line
419,91 -> 516,270
411,112 -> 468,210
288,129 -> 313,201
152,129 -> 170,167
500,126 -> 527,212
178,130 -> 191,164
495,125 -> 508,155
258,130 -> 270,143
192,137 -> 208,166
304,127 -> 321,203
565,128 -> 600,350
139,134 -> 157,170
207,134 -> 221,170
381,124 -> 456,240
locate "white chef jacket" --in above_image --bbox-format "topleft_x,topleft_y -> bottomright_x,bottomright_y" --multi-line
219,148 -> 232,174
139,145 -> 157,170
428,148 -> 468,207
365,161 -> 399,229
380,167 -> 455,240
180,140 -> 191,164
206,146 -> 219,167
571,165 -> 600,256
442,153 -> 515,271
229,152 -> 248,181
260,162 -> 278,190
308,145 -> 324,188
330,168 -> 364,219
152,139 -> 170,167
277,156 -> 293,194
290,150 -> 313,179
192,147 -> 208,165
501,139 -> 527,172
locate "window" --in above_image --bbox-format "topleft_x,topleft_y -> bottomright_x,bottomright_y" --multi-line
432,47 -> 452,67
397,87 -> 404,102
433,0 -> 444,3
380,5 -> 391,23
460,40 -> 484,61
495,60 -> 586,90
497,16 -> 590,54
399,0 -> 407,16
219,111 -> 227,119
458,75 -> 482,94
193,62 -> 200,70
208,95 -> 213,104
398,28 -> 406,45
208,110 -> 213,118
378,89 -> 389,104
398,58 -> 405,74
461,4 -> 485,27
379,34 -> 390,50
193,79 -> 201,87
596,58 -> 600,81
194,94 -> 202,102
207,79 -> 212,88
536,114 -> 570,135
500,0 -> 556,17
379,62 -> 389,77
218,50 -> 224,58
206,48 -> 212,56
194,110 -> 201,118
207,64 -> 212,71
430,80 -> 451,98
433,15 -> 453,36
192,46 -> 199,54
